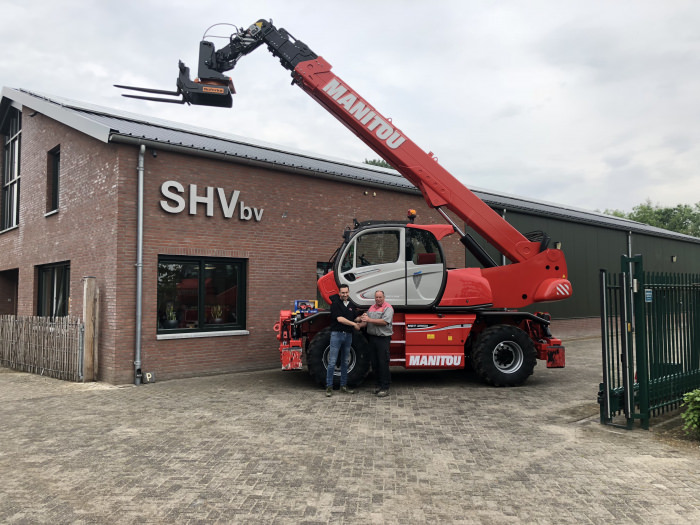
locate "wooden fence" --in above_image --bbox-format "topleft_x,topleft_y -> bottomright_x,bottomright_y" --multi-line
0,316 -> 84,382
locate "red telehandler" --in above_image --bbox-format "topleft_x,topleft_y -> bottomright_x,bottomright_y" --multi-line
117,19 -> 572,387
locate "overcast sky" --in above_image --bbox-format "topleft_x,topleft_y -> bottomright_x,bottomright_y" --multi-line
1,0 -> 699,212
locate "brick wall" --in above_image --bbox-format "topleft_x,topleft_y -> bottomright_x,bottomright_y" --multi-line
0,114 -> 122,376
2,107 -> 586,385
116,147 -> 468,384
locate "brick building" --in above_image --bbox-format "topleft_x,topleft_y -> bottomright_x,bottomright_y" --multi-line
0,88 -> 469,384
3,88 -> 698,384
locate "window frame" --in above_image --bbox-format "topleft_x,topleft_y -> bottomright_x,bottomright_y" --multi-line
157,255 -> 247,335
46,145 -> 60,213
37,261 -> 71,317
1,107 -> 21,231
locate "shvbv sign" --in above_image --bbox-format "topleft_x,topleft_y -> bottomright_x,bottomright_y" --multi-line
159,181 -> 264,222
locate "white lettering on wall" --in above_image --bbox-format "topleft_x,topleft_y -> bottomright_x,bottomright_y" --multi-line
160,181 -> 186,213
159,181 -> 264,222
217,188 -> 240,218
189,184 -> 215,217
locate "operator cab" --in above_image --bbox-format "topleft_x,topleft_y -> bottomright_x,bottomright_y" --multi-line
334,223 -> 452,308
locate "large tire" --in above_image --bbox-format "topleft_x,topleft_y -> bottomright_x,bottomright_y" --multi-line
472,325 -> 536,387
306,328 -> 371,388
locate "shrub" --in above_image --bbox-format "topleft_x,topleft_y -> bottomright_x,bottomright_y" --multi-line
681,389 -> 700,439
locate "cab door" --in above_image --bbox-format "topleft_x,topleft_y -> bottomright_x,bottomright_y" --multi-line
405,228 -> 446,306
337,228 -> 406,307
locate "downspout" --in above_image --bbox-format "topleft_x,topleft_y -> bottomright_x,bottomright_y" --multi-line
134,144 -> 145,385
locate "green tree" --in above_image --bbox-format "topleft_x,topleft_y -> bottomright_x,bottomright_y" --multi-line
603,199 -> 700,237
364,158 -> 394,169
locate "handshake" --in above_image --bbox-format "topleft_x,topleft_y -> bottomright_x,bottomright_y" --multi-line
353,313 -> 370,330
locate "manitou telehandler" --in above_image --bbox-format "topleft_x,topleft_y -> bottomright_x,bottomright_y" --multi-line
118,19 -> 572,387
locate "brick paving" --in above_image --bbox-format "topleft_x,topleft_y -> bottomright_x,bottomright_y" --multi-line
1,337 -> 699,524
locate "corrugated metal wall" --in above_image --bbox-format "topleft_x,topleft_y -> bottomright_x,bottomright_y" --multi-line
464,209 -> 700,319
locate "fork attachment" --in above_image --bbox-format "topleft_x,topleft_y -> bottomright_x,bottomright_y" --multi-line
115,56 -> 234,108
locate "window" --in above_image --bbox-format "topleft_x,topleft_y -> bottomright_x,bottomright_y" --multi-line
355,230 -> 400,267
47,146 -> 60,213
157,256 -> 246,332
406,229 -> 443,265
340,230 -> 401,271
1,107 -> 21,230
37,262 -> 70,317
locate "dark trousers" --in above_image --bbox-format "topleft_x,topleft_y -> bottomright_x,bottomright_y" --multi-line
369,334 -> 391,390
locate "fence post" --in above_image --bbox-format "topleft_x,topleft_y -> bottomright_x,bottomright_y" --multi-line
82,277 -> 98,382
599,269 -> 611,424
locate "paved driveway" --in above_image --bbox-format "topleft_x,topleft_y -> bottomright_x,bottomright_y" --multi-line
1,337 -> 699,524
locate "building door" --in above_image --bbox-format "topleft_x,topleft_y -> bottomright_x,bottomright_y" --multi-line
0,269 -> 18,315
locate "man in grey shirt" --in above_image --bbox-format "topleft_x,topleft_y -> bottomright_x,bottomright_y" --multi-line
361,290 -> 394,397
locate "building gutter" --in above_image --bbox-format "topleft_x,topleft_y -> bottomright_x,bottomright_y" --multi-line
109,134 -> 421,196
134,144 -> 145,385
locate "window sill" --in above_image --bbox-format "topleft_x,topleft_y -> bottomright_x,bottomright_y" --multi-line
0,225 -> 19,235
157,329 -> 249,340
44,209 -> 58,217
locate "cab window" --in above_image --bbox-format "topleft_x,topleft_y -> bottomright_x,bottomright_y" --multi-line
407,229 -> 443,265
355,231 -> 400,267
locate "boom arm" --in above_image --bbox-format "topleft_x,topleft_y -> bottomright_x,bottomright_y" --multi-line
212,20 -> 540,264
117,19 -> 563,269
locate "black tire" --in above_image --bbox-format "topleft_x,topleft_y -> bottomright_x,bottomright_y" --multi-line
472,324 -> 536,387
306,328 -> 371,388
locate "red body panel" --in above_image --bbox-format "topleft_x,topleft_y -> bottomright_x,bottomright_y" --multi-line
401,313 -> 475,369
440,268 -> 493,307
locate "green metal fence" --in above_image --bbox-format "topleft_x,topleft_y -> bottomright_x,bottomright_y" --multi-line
599,255 -> 700,429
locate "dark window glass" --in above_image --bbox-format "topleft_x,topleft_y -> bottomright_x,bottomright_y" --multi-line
340,243 -> 354,272
406,229 -> 443,265
47,146 -> 60,212
37,262 -> 70,317
1,108 -> 21,230
355,230 -> 400,267
157,256 -> 246,332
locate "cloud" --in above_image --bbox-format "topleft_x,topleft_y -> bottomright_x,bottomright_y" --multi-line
2,1 -> 700,214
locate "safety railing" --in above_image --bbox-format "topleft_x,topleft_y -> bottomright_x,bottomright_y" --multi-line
599,255 -> 700,429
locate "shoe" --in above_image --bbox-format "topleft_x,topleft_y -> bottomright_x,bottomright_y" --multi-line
340,385 -> 354,394
376,390 -> 389,398
326,387 -> 333,397
373,387 -> 382,395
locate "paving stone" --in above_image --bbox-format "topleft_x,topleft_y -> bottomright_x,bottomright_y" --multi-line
0,337 -> 699,524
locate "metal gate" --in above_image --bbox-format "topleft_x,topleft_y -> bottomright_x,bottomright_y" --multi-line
599,255 -> 700,429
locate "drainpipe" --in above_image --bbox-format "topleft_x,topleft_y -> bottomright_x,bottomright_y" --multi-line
134,144 -> 145,385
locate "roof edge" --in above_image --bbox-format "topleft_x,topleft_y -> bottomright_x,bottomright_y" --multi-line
2,88 -> 111,143
110,134 -> 422,196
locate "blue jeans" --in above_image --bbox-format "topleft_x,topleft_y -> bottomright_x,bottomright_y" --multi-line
327,331 -> 352,387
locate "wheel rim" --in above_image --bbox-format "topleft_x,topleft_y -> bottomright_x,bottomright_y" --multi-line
322,345 -> 357,376
492,341 -> 524,374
